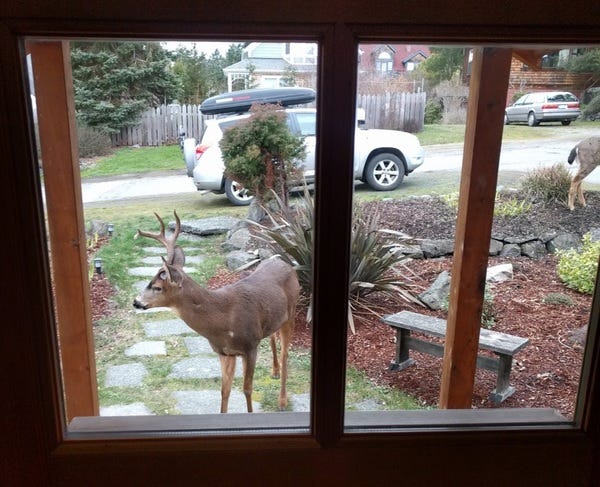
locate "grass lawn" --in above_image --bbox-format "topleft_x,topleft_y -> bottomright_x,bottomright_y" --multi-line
80,144 -> 183,178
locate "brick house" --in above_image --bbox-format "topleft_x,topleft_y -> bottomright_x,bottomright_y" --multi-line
507,49 -> 598,103
358,44 -> 430,76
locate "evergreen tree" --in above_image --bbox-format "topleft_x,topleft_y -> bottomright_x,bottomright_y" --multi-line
419,47 -> 465,86
70,41 -> 178,133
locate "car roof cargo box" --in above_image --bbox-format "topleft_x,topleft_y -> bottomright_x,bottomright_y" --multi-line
200,87 -> 316,115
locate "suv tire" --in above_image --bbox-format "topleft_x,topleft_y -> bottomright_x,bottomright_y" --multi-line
183,138 -> 197,177
224,178 -> 254,206
364,153 -> 405,191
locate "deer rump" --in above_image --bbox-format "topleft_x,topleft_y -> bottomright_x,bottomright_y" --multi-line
567,136 -> 600,210
133,211 -> 300,413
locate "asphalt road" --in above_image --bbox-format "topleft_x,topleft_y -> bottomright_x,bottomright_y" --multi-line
81,129 -> 600,204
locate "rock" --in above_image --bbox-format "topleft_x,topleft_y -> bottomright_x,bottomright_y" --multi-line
521,240 -> 547,259
486,263 -> 513,283
499,243 -> 521,257
504,234 -> 537,244
589,228 -> 600,242
547,233 -> 581,253
420,239 -> 454,258
247,200 -> 266,222
222,227 -> 253,252
419,270 -> 450,310
396,243 -> 425,259
489,239 -> 504,256
87,219 -> 109,237
567,326 -> 588,348
225,250 -> 259,270
173,216 -> 241,236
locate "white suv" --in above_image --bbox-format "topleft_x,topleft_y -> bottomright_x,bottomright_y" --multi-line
184,108 -> 425,205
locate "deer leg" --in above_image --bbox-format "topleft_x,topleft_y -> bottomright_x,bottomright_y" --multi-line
577,180 -> 587,207
241,349 -> 258,413
218,354 -> 236,414
270,334 -> 280,379
277,318 -> 294,411
568,180 -> 578,210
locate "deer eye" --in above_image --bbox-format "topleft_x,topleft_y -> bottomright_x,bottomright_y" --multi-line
151,286 -> 162,292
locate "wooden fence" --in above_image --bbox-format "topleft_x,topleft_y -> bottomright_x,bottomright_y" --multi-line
357,91 -> 426,133
111,104 -> 205,147
111,91 -> 426,146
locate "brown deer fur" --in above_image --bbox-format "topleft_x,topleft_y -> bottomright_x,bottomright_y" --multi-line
133,212 -> 300,413
567,136 -> 600,210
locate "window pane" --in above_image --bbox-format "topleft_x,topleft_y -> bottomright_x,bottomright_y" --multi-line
31,39 -> 317,429
345,43 -> 597,428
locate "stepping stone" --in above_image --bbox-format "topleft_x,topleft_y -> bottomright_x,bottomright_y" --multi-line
172,390 -> 260,414
169,357 -> 242,380
128,266 -> 196,277
143,244 -> 203,254
100,402 -> 154,416
134,306 -> 171,314
184,336 -> 213,355
141,255 -> 205,266
143,319 -> 192,337
350,399 -> 384,411
290,393 -> 310,412
125,341 -> 167,356
105,363 -> 147,387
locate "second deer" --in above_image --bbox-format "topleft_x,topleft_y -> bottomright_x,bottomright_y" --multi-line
567,136 -> 600,210
133,211 -> 300,413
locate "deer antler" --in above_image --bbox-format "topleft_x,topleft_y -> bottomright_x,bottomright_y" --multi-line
136,211 -> 185,266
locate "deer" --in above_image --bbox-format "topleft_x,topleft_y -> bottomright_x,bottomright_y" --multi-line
132,211 -> 300,413
567,136 -> 600,210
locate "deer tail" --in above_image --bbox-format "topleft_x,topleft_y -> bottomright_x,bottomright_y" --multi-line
567,146 -> 578,165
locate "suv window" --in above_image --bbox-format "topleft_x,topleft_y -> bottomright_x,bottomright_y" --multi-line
294,112 -> 316,136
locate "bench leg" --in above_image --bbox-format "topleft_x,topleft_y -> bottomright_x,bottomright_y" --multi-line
389,328 -> 415,371
489,354 -> 515,404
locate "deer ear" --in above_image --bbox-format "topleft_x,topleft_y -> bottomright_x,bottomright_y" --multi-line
165,264 -> 184,287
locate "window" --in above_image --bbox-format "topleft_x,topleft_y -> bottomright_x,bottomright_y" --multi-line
376,51 -> 393,74
5,5 -> 600,482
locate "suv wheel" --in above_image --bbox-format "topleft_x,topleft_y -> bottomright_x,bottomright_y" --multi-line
364,153 -> 405,191
504,113 -> 510,125
224,178 -> 254,206
527,112 -> 539,127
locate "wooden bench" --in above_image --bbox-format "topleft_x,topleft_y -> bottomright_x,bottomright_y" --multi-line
383,310 -> 530,404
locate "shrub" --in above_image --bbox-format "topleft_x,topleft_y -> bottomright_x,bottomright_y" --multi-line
220,103 -> 305,207
424,99 -> 443,124
519,164 -> 572,204
77,124 -> 112,158
441,285 -> 496,329
557,233 -> 600,294
494,195 -> 532,217
583,92 -> 600,121
543,292 -> 575,306
251,190 -> 421,332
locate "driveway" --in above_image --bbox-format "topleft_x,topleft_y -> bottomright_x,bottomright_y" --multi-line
81,127 -> 600,204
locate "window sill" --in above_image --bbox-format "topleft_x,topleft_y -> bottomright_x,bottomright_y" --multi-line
67,408 -> 570,441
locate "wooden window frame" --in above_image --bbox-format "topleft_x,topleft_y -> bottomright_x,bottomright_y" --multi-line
2,5 -> 600,485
